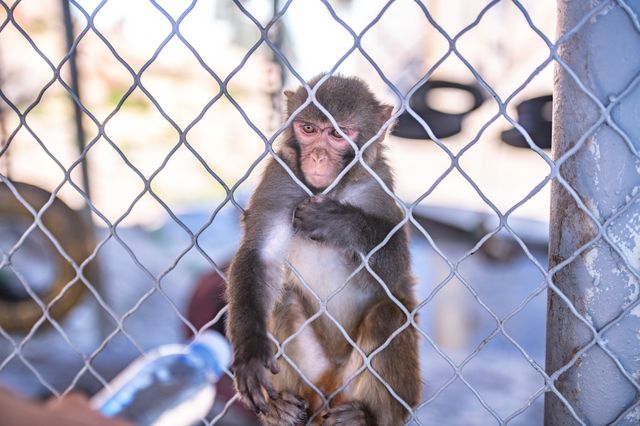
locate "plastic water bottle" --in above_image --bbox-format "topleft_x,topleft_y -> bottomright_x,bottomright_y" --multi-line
91,331 -> 232,426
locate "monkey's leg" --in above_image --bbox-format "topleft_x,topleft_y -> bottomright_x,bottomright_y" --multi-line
258,291 -> 317,426
323,298 -> 420,426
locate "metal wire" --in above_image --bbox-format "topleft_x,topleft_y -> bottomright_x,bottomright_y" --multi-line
0,0 -> 638,424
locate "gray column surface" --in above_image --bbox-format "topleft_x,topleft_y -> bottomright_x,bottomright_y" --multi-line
546,0 -> 640,425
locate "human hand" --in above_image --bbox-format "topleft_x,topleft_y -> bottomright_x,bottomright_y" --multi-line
43,393 -> 133,426
0,388 -> 132,426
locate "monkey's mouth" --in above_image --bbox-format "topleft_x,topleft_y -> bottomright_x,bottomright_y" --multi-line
306,173 -> 332,189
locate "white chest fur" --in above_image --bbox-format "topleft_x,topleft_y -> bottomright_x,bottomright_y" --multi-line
286,236 -> 369,327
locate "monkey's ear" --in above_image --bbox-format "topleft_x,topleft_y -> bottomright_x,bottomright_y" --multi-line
283,90 -> 295,115
380,104 -> 394,122
375,105 -> 395,142
377,104 -> 394,130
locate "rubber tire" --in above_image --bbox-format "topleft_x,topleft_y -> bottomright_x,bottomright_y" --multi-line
0,181 -> 98,333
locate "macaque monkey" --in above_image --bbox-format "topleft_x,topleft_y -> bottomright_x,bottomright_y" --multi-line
226,74 -> 420,426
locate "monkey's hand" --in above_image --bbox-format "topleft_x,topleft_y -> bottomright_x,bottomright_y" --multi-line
321,401 -> 375,426
232,342 -> 280,415
293,195 -> 357,248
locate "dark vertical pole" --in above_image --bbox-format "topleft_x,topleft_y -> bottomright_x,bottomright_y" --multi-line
61,0 -> 91,201
61,1 -> 108,341
272,0 -> 285,86
267,0 -> 285,132
0,42 -> 10,178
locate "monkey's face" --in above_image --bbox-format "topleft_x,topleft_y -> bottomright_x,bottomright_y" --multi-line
293,119 -> 359,190
284,74 -> 394,190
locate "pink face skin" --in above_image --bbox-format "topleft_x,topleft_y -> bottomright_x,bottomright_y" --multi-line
293,120 -> 359,189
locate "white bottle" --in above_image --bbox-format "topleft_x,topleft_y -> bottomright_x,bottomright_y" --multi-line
91,331 -> 232,426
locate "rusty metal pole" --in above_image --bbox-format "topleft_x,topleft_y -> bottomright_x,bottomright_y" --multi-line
545,1 -> 640,425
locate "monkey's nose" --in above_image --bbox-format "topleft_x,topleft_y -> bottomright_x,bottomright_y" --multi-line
311,150 -> 328,165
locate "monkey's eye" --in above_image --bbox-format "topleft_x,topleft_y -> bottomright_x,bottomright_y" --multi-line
331,129 -> 344,139
302,124 -> 315,134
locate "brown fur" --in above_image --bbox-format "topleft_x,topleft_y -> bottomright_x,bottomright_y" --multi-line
226,75 -> 421,426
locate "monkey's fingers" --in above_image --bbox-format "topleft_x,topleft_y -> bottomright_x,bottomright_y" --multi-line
261,393 -> 308,426
321,402 -> 372,426
293,204 -> 322,238
264,357 -> 281,375
257,367 -> 279,401
235,367 -> 270,414
256,366 -> 281,404
247,376 -> 271,415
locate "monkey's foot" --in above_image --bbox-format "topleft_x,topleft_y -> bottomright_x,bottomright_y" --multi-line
260,392 -> 308,426
321,401 -> 375,426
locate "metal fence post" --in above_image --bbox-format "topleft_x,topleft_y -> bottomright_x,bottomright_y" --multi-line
546,1 -> 640,425
61,0 -> 91,201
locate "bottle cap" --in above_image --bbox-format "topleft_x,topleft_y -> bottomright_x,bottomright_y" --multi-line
190,331 -> 233,379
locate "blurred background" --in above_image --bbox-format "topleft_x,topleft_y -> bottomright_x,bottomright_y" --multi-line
0,0 -> 557,424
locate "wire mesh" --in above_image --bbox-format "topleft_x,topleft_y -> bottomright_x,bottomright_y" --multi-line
0,0 -> 638,425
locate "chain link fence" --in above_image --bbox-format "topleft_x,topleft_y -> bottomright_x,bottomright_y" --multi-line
0,0 -> 638,425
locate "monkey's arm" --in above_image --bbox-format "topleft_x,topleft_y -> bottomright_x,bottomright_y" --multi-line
226,240 -> 281,414
293,195 -> 410,287
226,161 -> 305,415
